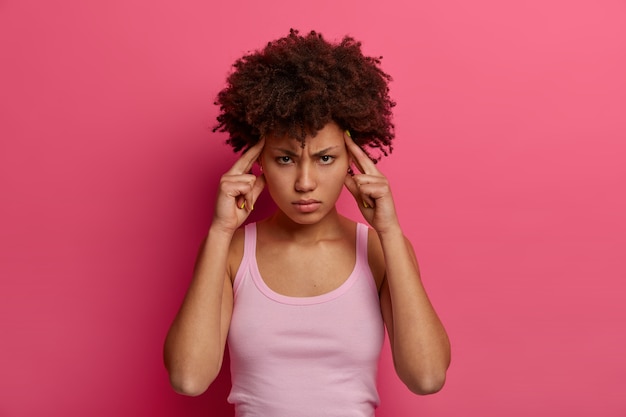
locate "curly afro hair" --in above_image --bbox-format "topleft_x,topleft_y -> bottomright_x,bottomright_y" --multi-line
213,29 -> 396,160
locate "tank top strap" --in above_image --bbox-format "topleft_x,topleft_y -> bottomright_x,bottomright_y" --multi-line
356,223 -> 379,294
232,222 -> 257,293
244,222 -> 257,256
355,223 -> 369,266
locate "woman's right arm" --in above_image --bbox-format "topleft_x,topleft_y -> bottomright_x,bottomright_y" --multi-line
163,139 -> 265,396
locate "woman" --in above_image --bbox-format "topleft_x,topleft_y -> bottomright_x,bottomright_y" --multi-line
164,29 -> 450,416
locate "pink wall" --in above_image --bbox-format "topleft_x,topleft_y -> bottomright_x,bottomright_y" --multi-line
1,0 -> 625,416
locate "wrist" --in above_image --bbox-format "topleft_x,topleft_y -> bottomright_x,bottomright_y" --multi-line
208,223 -> 237,241
375,221 -> 403,240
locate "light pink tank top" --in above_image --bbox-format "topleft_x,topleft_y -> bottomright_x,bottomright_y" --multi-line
227,222 -> 385,417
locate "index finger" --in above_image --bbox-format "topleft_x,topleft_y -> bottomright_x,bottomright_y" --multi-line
344,132 -> 377,175
227,137 -> 265,175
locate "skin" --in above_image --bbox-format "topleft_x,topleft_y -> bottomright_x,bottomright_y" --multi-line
163,121 -> 451,397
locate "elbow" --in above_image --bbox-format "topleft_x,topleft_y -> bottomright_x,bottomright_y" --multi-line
395,338 -> 451,395
395,359 -> 448,395
163,342 -> 223,396
170,380 -> 209,397
167,369 -> 215,397
164,354 -> 220,397
403,371 -> 447,395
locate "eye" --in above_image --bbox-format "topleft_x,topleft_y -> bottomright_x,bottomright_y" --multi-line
319,155 -> 335,165
276,156 -> 293,165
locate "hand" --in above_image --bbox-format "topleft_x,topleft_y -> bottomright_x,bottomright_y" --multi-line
343,132 -> 400,234
211,138 -> 266,235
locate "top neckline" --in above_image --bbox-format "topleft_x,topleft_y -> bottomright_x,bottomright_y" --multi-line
245,222 -> 368,306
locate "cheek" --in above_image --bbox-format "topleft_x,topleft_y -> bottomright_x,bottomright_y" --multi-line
263,171 -> 283,190
263,168 -> 292,196
324,165 -> 349,188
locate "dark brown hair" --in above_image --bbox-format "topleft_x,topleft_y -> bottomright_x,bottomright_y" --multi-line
213,29 -> 395,160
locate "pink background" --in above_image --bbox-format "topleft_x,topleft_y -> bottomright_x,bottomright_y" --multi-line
1,0 -> 625,416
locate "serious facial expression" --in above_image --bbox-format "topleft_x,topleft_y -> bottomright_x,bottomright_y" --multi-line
260,122 -> 350,225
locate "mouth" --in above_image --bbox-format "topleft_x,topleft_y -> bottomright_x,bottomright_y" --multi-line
292,199 -> 322,213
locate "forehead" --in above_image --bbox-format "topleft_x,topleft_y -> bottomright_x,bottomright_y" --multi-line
266,122 -> 345,152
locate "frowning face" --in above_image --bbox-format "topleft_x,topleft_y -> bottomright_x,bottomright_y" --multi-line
260,122 -> 350,225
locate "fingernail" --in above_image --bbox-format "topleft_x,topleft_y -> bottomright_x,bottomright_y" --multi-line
345,130 -> 351,137
240,202 -> 246,209
362,200 -> 369,208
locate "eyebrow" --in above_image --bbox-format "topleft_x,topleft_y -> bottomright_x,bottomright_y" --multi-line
312,146 -> 341,156
269,146 -> 340,157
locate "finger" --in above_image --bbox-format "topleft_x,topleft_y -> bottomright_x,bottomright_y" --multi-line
221,174 -> 257,197
344,174 -> 375,209
229,173 -> 266,212
344,132 -> 378,176
227,137 -> 265,175
252,173 -> 266,197
236,196 -> 246,210
245,174 -> 266,211
221,177 -> 254,210
344,132 -> 366,174
355,184 -> 377,209
344,173 -> 359,199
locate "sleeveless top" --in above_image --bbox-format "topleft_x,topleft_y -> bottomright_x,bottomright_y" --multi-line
227,222 -> 385,417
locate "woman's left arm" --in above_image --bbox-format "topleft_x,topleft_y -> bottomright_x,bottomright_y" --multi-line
344,133 -> 451,395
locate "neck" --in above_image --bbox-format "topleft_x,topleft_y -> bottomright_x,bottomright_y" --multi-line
265,208 -> 347,243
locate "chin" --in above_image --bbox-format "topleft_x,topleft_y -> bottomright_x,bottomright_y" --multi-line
289,214 -> 324,225
280,209 -> 329,225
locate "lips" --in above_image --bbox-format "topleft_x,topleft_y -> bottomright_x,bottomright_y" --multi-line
292,199 -> 322,213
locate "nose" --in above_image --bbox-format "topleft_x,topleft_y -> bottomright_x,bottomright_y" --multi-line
294,163 -> 316,192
